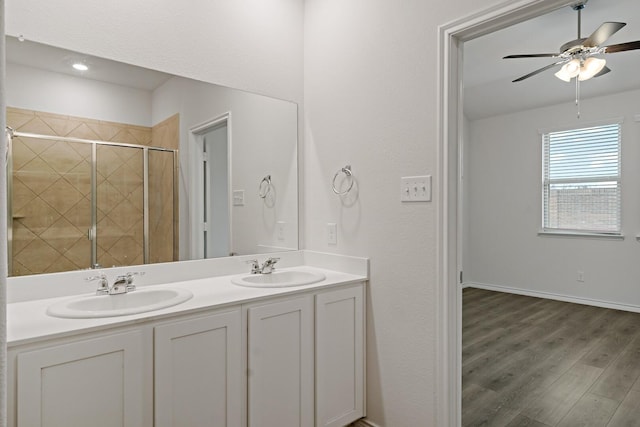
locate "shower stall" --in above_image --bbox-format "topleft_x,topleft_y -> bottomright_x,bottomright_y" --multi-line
6,128 -> 178,276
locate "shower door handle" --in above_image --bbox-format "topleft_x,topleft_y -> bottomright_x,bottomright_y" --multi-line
87,228 -> 94,241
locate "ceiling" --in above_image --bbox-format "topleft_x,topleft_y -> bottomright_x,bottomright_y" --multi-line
463,0 -> 640,120
5,36 -> 173,92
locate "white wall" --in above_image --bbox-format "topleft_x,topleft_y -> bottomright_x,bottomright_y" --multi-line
152,76 -> 298,259
465,88 -> 640,307
5,0 -> 304,104
303,0 -> 497,425
6,63 -> 152,126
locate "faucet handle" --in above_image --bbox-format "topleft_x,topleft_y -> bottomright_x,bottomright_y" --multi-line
124,271 -> 145,283
86,273 -> 109,295
246,259 -> 260,274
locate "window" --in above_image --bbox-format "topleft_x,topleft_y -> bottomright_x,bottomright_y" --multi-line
542,123 -> 621,235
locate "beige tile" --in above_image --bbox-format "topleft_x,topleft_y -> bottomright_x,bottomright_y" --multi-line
15,157 -> 58,195
11,222 -> 37,255
97,247 -> 120,269
96,146 -> 124,177
96,216 -> 125,252
12,259 -> 33,277
64,197 -> 92,229
86,122 -> 121,141
63,238 -> 91,269
109,235 -> 143,266
63,160 -> 92,197
41,141 -> 85,174
14,238 -> 60,274
97,180 -> 125,216
111,129 -> 139,145
17,196 -> 62,235
11,138 -> 38,170
39,115 -> 84,137
66,123 -> 101,140
39,217 -> 84,253
127,128 -> 152,145
7,107 -> 35,129
17,116 -> 55,135
45,254 -> 83,274
19,135 -> 56,155
106,198 -> 143,232
40,178 -> 85,216
12,178 -> 38,213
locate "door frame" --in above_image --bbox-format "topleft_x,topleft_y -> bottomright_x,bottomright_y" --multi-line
436,0 -> 576,424
189,112 -> 233,259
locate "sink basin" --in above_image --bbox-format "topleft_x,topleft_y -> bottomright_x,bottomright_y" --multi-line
47,287 -> 193,319
231,270 -> 326,288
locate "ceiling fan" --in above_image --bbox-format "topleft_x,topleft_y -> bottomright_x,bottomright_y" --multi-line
504,0 -> 640,83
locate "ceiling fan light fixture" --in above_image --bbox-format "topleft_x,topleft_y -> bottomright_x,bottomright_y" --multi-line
555,59 -> 581,81
578,57 -> 606,80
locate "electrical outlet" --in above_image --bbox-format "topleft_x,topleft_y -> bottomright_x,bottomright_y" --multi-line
577,271 -> 584,282
232,190 -> 245,206
276,221 -> 285,241
327,223 -> 337,245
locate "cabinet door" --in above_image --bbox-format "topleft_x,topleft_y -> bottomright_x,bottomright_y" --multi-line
17,330 -> 145,427
247,296 -> 314,427
155,309 -> 242,427
316,285 -> 365,427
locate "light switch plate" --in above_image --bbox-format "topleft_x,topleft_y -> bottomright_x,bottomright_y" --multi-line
401,175 -> 431,202
233,190 -> 245,206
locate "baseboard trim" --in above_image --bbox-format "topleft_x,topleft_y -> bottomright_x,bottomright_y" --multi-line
351,419 -> 382,427
465,282 -> 640,314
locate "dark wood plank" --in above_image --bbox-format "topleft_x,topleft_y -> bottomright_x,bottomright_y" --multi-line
463,290 -> 640,427
607,390 -> 640,427
556,392 -> 618,427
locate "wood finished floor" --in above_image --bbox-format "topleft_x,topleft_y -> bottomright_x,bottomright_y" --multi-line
462,288 -> 640,427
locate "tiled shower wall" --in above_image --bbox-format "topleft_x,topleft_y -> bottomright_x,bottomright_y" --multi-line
7,107 -> 179,276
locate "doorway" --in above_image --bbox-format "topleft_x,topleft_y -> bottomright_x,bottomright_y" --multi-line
190,114 -> 232,259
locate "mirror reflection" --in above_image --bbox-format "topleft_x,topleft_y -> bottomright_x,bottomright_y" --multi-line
5,36 -> 298,277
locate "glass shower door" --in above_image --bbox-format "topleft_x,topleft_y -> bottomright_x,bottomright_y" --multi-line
10,136 -> 92,276
95,144 -> 144,268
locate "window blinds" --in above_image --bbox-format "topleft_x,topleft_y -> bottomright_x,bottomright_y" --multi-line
542,123 -> 621,234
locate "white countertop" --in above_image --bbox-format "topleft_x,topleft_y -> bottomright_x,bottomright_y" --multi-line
8,266 -> 367,347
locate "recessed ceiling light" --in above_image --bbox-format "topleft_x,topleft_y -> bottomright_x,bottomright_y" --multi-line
72,63 -> 89,71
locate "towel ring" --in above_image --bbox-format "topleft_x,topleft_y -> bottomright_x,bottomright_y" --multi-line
332,165 -> 354,195
259,175 -> 271,198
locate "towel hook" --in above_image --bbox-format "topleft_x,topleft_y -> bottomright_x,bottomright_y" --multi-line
332,165 -> 354,195
259,175 -> 271,198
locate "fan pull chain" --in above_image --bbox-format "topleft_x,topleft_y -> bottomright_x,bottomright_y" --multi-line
575,77 -> 581,119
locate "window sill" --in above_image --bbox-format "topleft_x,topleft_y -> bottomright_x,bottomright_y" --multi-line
538,230 -> 624,240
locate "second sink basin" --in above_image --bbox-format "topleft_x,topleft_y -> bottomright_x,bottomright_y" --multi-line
47,287 -> 194,319
232,270 -> 326,288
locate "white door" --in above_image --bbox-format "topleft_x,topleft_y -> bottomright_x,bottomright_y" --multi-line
155,309 -> 242,427
247,296 -> 314,427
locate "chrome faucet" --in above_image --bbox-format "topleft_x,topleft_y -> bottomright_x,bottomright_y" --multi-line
86,272 -> 144,295
110,272 -> 143,295
260,257 -> 280,274
86,273 -> 109,295
246,257 -> 280,274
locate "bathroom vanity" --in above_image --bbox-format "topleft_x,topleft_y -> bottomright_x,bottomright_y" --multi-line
6,252 -> 367,427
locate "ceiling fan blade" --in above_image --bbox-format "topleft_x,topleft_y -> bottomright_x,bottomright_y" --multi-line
594,66 -> 611,78
603,40 -> 640,53
503,53 -> 559,59
512,61 -> 565,82
583,22 -> 626,47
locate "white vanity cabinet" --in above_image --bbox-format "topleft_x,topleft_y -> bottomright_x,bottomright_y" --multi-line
8,280 -> 366,427
12,329 -> 151,427
246,295 -> 315,427
154,309 -> 242,427
315,285 -> 365,427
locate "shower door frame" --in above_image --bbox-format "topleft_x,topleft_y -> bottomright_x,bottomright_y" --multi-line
6,130 -> 178,274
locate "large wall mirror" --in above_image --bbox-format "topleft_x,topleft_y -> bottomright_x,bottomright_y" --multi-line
5,35 -> 299,277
